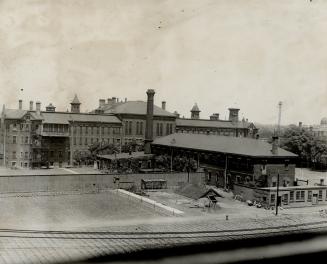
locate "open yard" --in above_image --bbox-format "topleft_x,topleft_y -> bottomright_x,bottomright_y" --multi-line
0,191 -> 168,230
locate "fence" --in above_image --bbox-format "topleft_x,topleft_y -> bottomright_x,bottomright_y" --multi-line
0,171 -> 204,194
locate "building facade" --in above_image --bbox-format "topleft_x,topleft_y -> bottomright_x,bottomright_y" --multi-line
93,96 -> 176,146
175,104 -> 258,138
311,117 -> 327,142
151,133 -> 299,206
1,97 -> 122,168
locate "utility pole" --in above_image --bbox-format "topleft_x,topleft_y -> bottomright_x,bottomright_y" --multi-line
277,101 -> 282,143
275,173 -> 280,216
224,155 -> 228,190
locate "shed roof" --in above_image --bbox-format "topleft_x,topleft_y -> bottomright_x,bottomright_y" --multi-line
152,133 -> 297,158
98,152 -> 154,160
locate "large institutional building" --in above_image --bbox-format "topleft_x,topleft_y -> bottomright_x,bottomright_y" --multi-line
0,91 -> 258,168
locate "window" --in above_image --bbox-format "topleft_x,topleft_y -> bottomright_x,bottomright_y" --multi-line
136,122 -> 139,135
160,123 -> 163,136
13,136 -> 16,144
24,152 -> 28,159
80,126 -> 82,134
79,137 -> 82,145
271,194 -> 275,204
318,190 -> 323,201
170,123 -> 173,134
85,126 -> 88,134
73,137 -> 76,145
308,191 -> 312,202
91,127 -> 94,135
20,152 -> 23,158
91,138 -> 93,144
290,191 -> 294,202
12,151 -> 16,159
97,127 -> 100,135
140,122 -> 143,135
129,121 -> 132,135
85,138 -> 88,145
296,191 -> 305,202
125,121 -> 128,135
156,123 -> 159,136
25,136 -> 28,144
101,127 -> 104,135
285,159 -> 289,171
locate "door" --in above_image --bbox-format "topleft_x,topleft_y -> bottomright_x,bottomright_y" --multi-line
312,194 -> 318,205
282,194 -> 288,205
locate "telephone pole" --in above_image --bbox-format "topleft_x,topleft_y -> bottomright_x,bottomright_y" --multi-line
277,101 -> 282,140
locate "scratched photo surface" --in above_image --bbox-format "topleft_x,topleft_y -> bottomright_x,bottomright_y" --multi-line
0,1 -> 326,264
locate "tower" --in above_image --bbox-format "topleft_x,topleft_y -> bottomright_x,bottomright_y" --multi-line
70,94 -> 81,113
228,108 -> 240,123
144,89 -> 155,154
190,103 -> 200,119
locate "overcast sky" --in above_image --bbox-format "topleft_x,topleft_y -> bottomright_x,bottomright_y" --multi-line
0,0 -> 326,125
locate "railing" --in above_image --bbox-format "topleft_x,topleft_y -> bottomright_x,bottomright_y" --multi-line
41,131 -> 69,137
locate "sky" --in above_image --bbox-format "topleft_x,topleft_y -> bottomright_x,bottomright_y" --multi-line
0,0 -> 326,125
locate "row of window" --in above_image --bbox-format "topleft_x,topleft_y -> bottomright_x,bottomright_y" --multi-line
156,123 -> 173,136
271,190 -> 327,204
7,123 -> 30,132
11,151 -> 31,160
12,136 -> 29,144
73,137 -> 119,146
177,129 -> 237,136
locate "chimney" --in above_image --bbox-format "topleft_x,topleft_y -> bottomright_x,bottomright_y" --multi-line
162,101 -> 166,110
210,113 -> 219,120
228,108 -> 240,123
29,101 -> 33,111
144,89 -> 155,154
271,135 -> 279,155
299,122 -> 303,129
36,101 -> 41,115
125,98 -> 127,102
99,99 -> 105,108
18,100 -> 22,110
174,111 -> 180,118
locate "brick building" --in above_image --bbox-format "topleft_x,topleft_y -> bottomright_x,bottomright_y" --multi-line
151,133 -> 302,206
92,94 -> 176,146
0,96 -> 122,168
311,117 -> 327,142
175,104 -> 258,138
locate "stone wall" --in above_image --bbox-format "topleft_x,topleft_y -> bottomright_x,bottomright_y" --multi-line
0,171 -> 204,194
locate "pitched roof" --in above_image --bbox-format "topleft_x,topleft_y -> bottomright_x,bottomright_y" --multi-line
104,101 -> 176,117
71,94 -> 81,104
3,109 -> 27,119
152,133 -> 297,158
191,103 -> 200,112
41,112 -> 122,124
176,118 -> 254,129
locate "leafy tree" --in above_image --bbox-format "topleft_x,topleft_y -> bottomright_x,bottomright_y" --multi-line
280,125 -> 327,169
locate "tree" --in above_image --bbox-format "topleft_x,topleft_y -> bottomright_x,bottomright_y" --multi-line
280,125 -> 327,169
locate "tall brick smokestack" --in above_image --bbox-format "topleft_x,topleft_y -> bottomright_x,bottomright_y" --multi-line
144,89 -> 155,154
